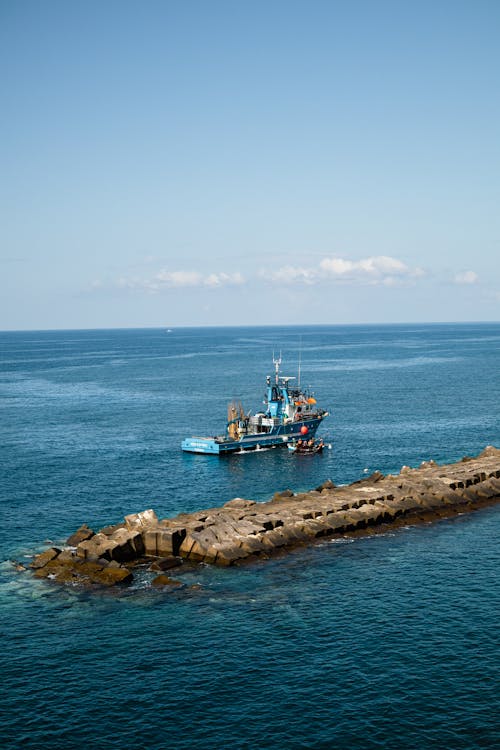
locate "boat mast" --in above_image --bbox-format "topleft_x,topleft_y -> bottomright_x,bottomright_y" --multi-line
297,335 -> 302,387
273,351 -> 282,384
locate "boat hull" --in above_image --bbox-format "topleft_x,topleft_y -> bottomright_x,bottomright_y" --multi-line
182,416 -> 325,454
288,442 -> 324,454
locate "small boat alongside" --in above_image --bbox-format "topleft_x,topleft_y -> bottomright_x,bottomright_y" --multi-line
181,356 -> 329,455
288,438 -> 325,454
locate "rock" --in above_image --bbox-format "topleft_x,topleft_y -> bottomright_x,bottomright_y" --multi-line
149,556 -> 183,572
209,543 -> 245,565
33,560 -> 79,583
479,445 -> 500,458
77,533 -> 118,561
30,547 -> 60,569
124,509 -> 158,530
223,498 -> 257,509
99,523 -> 126,536
33,557 -> 133,586
262,527 -> 291,546
151,574 -> 182,587
88,566 -> 133,586
391,497 -> 421,515
66,524 -> 95,546
316,479 -> 336,492
457,487 -> 485,504
143,527 -> 187,557
26,446 -> 500,582
237,535 -> 267,554
179,528 -> 220,561
273,489 -> 294,500
110,528 -> 145,560
248,513 -> 276,531
57,548 -> 78,563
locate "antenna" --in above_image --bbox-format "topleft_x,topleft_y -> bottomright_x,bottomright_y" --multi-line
273,350 -> 282,384
298,335 -> 302,387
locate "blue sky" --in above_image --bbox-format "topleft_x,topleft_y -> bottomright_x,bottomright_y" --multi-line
1,0 -> 499,329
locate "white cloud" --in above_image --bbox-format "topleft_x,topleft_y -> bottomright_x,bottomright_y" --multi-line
320,255 -> 424,283
107,255 -> 429,296
156,270 -> 203,287
263,265 -> 317,284
204,272 -> 245,287
114,268 -> 245,293
318,257 -> 354,275
262,255 -> 425,287
453,271 -> 478,285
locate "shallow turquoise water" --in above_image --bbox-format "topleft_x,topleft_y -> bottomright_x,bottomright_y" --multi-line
1,324 -> 499,749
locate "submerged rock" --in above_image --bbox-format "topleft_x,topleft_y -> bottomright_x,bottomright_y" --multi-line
89,566 -> 133,586
11,560 -> 27,572
149,556 -> 183,572
151,574 -> 183,587
32,554 -> 133,587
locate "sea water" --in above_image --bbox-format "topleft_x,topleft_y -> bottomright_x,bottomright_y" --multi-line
0,323 -> 499,749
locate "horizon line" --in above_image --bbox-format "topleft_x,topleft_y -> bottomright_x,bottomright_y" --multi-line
1,320 -> 499,334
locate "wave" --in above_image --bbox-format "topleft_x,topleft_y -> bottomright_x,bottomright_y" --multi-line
308,355 -> 463,372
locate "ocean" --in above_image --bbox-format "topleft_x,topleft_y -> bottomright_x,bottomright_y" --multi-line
1,323 -> 499,749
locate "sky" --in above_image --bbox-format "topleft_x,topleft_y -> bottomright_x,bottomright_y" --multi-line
1,0 -> 499,330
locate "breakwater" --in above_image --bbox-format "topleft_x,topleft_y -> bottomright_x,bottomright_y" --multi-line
28,446 -> 500,587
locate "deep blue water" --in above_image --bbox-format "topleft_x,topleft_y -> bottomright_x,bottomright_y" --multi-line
1,323 -> 499,749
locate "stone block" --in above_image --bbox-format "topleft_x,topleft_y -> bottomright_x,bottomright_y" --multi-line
144,528 -> 186,556
287,523 -> 312,542
66,524 -> 94,546
99,523 -> 126,536
373,501 -> 397,521
475,478 -> 500,498
300,518 -> 332,537
33,559 -> 77,583
57,548 -> 78,563
319,513 -> 347,533
111,528 -> 145,558
210,543 -> 246,565
30,547 -> 60,569
149,556 -> 183,572
391,497 -> 421,515
87,566 -> 133,586
124,509 -> 158,530
316,479 -> 336,492
236,535 -> 267,554
223,498 -> 256,509
262,528 -> 290,547
178,529 -> 218,561
77,533 -> 118,561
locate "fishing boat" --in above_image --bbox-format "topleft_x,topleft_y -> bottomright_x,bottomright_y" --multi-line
181,355 -> 329,454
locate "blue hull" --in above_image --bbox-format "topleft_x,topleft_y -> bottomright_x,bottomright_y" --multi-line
182,418 -> 323,455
